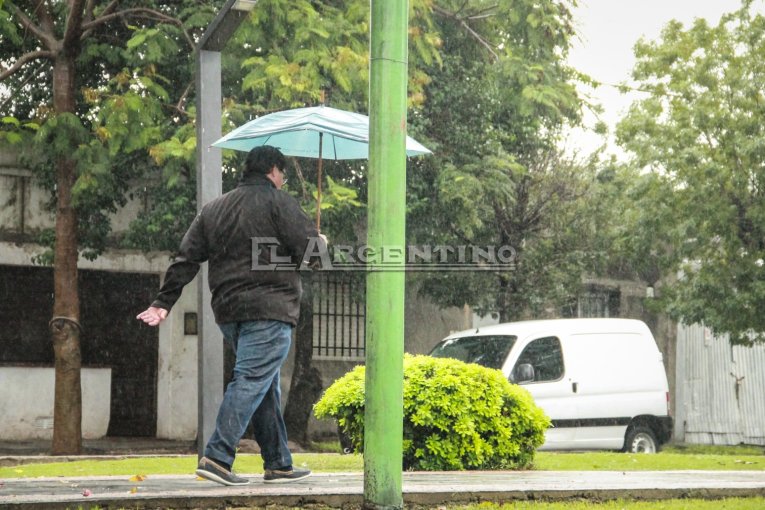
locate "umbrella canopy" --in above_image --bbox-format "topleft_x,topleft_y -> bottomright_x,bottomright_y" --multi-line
212,105 -> 431,159
212,105 -> 431,229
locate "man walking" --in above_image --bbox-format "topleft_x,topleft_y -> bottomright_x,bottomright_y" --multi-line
137,146 -> 326,485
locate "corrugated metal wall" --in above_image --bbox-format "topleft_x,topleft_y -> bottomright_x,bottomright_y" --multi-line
676,323 -> 765,445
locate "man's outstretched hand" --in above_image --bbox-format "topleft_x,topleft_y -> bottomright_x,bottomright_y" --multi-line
136,306 -> 168,327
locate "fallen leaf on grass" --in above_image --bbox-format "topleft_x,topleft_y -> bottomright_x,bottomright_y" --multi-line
129,474 -> 147,482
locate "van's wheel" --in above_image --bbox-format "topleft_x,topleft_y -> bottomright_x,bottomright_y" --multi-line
337,425 -> 354,455
624,425 -> 658,454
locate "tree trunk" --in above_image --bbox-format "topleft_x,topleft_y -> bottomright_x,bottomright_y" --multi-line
51,316 -> 82,454
284,273 -> 323,445
50,54 -> 82,455
497,273 -> 511,323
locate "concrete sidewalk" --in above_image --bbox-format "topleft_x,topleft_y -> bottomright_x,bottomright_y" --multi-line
2,470 -> 765,509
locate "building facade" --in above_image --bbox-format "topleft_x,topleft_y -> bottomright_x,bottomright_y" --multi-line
0,147 -> 467,441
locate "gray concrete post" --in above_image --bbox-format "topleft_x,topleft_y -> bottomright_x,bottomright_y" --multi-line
194,49 -> 224,458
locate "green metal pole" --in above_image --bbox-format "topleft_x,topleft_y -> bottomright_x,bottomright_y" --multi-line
364,1 -> 408,509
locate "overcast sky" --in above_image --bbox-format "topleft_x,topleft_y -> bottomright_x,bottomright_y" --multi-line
564,0 -> 764,158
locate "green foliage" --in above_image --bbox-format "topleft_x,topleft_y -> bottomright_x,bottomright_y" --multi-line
314,354 -> 550,470
587,162 -> 679,287
233,0 -> 440,112
2,0 -> 594,327
615,2 -> 765,344
406,1 -> 595,322
0,0 -> 218,260
0,115 -> 38,144
237,0 -> 368,109
125,27 -> 181,64
314,176 -> 363,211
34,113 -> 90,158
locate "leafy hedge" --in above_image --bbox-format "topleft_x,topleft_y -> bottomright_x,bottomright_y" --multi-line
314,354 -> 550,470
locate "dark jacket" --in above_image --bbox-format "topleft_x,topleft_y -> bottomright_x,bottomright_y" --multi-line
151,174 -> 325,326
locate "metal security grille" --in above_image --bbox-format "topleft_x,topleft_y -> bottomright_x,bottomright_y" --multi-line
577,291 -> 613,318
562,285 -> 620,318
312,272 -> 366,359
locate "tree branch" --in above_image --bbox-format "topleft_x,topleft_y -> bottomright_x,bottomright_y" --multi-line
292,158 -> 311,203
454,0 -> 470,17
79,0 -> 118,39
0,49 -> 54,81
466,4 -> 499,20
0,62 -> 48,112
432,5 -> 499,62
448,223 -> 474,245
84,0 -> 96,23
82,8 -> 194,49
161,81 -> 194,118
100,0 -> 120,18
63,0 -> 87,50
175,81 -> 193,113
7,1 -> 58,50
34,0 -> 58,39
466,13 -> 495,21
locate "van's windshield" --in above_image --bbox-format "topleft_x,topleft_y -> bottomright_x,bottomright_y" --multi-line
429,335 -> 517,370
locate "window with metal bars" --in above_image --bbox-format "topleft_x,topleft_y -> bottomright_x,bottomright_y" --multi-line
561,285 -> 621,318
312,272 -> 366,360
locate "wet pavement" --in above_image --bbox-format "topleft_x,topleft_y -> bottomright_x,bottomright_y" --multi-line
1,440 -> 764,509
1,469 -> 764,509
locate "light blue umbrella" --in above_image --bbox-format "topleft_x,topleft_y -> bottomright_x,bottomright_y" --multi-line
213,105 -> 431,228
212,105 -> 431,158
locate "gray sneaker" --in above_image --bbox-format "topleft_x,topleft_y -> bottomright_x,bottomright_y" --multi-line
263,467 -> 312,483
196,457 -> 250,486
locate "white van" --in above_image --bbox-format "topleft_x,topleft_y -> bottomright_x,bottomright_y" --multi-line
429,318 -> 673,453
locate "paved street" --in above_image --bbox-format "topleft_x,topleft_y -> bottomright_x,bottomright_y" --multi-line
1,470 -> 764,509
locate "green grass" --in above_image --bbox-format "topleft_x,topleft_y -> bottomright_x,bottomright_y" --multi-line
664,444 -> 764,456
1,445 -> 762,479
0,453 -> 363,478
532,451 -> 763,471
307,439 -> 345,453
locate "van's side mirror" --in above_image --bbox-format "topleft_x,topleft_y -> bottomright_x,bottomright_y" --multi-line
511,363 -> 535,384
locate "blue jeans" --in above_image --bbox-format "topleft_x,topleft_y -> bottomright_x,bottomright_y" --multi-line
204,320 -> 293,470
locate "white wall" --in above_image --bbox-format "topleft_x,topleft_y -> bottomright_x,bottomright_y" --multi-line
0,239 -> 201,440
155,276 -> 199,440
0,154 -> 145,235
0,367 -> 111,439
1,151 -> 199,440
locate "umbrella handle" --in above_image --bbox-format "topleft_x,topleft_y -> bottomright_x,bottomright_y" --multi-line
316,132 -> 323,230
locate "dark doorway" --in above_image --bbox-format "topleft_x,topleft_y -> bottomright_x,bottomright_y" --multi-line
0,265 -> 159,437
79,269 -> 159,436
0,265 -> 55,363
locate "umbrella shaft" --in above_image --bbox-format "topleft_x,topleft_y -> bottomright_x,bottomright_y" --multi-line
316,132 -> 323,230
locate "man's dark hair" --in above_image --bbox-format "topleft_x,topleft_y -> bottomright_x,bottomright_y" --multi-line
243,145 -> 286,178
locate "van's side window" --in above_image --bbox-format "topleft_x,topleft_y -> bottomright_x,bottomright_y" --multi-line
515,336 -> 564,382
